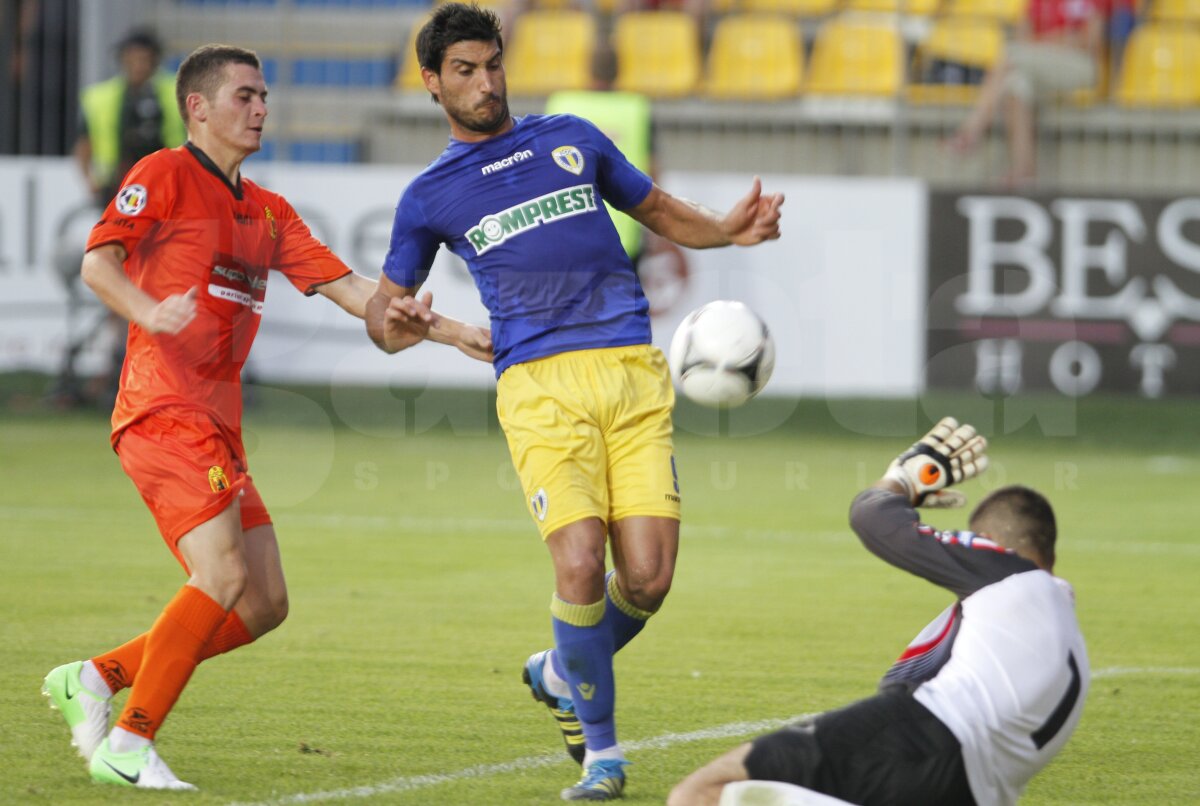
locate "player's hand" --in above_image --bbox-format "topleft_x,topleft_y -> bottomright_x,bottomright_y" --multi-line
722,177 -> 784,246
456,324 -> 493,364
143,287 -> 197,335
883,417 -> 989,508
384,291 -> 436,342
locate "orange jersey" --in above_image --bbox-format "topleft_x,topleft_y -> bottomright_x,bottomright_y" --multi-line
87,143 -> 351,445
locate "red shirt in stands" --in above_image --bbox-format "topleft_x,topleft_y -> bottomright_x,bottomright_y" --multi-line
1027,0 -> 1101,37
87,142 -> 350,445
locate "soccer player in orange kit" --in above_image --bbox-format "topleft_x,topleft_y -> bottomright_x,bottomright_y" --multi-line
41,43 -> 491,790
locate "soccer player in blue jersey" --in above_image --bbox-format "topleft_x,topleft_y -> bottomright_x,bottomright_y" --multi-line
366,4 -> 783,800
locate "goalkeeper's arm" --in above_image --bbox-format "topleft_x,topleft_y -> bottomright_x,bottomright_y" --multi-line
848,418 -> 1009,598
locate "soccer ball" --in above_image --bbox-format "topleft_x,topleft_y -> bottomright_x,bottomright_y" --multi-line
668,300 -> 775,408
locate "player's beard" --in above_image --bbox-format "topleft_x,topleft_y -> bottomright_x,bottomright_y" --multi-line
449,93 -> 510,136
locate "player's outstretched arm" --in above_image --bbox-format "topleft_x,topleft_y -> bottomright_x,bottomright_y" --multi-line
626,177 -> 783,249
668,743 -> 754,806
878,417 -> 989,508
81,243 -> 197,335
313,271 -> 378,319
366,274 -> 492,362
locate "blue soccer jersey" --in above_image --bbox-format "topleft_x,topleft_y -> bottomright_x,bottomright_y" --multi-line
382,114 -> 654,376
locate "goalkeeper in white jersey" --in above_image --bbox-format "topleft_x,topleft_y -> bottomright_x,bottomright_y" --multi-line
670,418 -> 1088,806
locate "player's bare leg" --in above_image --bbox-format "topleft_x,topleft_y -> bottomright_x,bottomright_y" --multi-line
608,515 -> 679,614
47,520 -> 288,774
524,518 -> 609,765
90,502 -> 246,790
232,524 -> 289,637
537,518 -> 628,799
547,517 -> 609,605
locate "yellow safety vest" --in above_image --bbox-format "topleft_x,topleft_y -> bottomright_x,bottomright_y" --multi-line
545,90 -> 652,259
81,72 -> 185,186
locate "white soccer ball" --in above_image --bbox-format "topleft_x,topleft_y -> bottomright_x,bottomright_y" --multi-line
668,300 -> 775,408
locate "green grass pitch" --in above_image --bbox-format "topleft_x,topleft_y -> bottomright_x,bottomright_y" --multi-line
3,385 -> 1199,804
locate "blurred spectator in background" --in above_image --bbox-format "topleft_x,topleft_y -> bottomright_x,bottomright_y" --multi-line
546,45 -> 653,266
944,0 -> 1105,187
545,46 -> 691,318
58,28 -> 184,409
75,28 -> 185,205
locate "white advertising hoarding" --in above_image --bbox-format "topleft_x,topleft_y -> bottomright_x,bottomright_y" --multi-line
0,157 -> 924,397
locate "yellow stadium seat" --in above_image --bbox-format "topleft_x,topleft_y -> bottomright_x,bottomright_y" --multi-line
921,14 -> 1003,65
739,0 -> 838,16
397,16 -> 430,93
942,0 -> 1027,24
505,11 -> 596,96
907,16 -> 1003,103
1115,23 -> 1200,106
806,16 -> 904,95
612,12 -> 701,98
1150,0 -> 1200,20
846,0 -> 940,14
706,14 -> 804,100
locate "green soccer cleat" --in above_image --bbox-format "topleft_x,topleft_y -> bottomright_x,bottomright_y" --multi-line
42,661 -> 111,761
523,650 -> 586,765
89,738 -> 197,790
561,758 -> 628,801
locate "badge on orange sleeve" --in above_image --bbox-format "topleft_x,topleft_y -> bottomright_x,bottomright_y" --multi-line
116,184 -> 148,216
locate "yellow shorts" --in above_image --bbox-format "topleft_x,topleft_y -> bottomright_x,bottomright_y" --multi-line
497,344 -> 681,538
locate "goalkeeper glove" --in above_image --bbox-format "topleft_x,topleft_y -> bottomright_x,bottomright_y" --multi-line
884,417 -> 989,508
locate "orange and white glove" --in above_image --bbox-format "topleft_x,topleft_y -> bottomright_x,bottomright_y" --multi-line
884,417 -> 989,508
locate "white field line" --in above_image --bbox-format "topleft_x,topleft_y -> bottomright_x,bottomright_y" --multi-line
225,666 -> 1200,806
226,714 -> 813,806
1091,666 -> 1200,679
9,506 -> 1200,556
5,505 -> 1200,555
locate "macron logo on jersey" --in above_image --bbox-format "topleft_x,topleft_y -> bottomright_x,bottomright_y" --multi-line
481,149 -> 534,175
465,183 -> 599,255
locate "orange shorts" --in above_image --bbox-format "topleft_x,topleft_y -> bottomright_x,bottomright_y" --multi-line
115,407 -> 271,569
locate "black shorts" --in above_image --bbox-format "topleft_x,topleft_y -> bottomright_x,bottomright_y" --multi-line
744,686 -> 976,806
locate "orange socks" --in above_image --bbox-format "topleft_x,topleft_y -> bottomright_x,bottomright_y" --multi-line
115,585 -> 227,740
92,610 -> 254,696
201,609 -> 255,659
93,636 -> 144,696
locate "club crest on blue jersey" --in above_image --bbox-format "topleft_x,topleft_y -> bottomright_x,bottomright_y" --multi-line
530,487 -> 549,522
552,146 -> 585,176
116,184 -> 148,216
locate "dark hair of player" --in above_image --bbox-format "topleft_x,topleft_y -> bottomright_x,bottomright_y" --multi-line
175,45 -> 262,123
970,485 -> 1057,570
416,2 -> 504,100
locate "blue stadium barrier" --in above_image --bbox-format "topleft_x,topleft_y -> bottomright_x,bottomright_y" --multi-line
293,0 -> 426,6
290,57 -> 395,87
245,140 -> 278,161
287,140 -> 359,162
177,0 -> 280,6
178,0 -> 427,5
